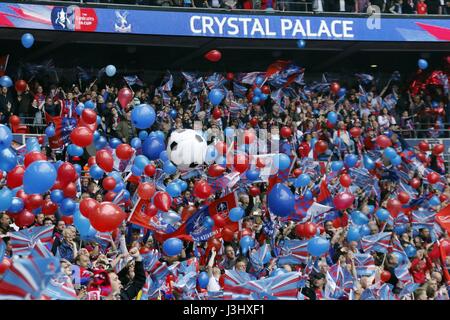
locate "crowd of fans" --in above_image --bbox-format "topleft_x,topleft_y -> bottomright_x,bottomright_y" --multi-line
0,55 -> 449,300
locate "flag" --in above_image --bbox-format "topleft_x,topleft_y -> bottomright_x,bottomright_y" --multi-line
378,283 -> 396,300
224,271 -> 302,300
277,239 -> 309,265
355,73 -> 374,84
9,226 -> 54,256
205,73 -> 227,90
29,240 -> 53,259
291,196 -> 314,222
75,66 -> 92,82
325,263 -> 354,299
0,54 -> 9,76
394,264 -> 413,284
382,93 -> 398,111
208,172 -> 240,193
361,232 -> 391,253
236,72 -> 265,85
390,237 -> 409,266
0,257 -> 60,299
317,177 -> 333,206
41,273 -> 77,300
0,237 -> 5,259
228,100 -> 246,114
250,244 -> 272,273
354,253 -> 376,277
436,205 -> 450,234
308,202 -> 333,224
390,71 -> 401,82
411,208 -> 436,231
123,75 -> 144,87
398,282 -> 420,299
233,82 -> 247,98
160,73 -> 173,92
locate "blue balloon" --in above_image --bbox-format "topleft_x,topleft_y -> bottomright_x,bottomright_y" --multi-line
113,181 -> 125,193
405,245 -> 417,258
216,155 -> 226,167
131,104 -> 156,129
254,87 -> 262,96
0,76 -> 12,88
80,226 -> 97,239
169,109 -> 177,119
260,93 -> 268,101
375,208 -> 390,222
209,89 -> 225,106
84,100 -> 95,109
178,180 -> 188,192
351,210 -> 369,225
163,160 -> 177,175
142,137 -> 166,160
123,190 -> 131,201
163,238 -> 183,256
0,187 -> 13,211
347,226 -> 361,242
74,211 -> 91,235
331,161 -> 344,172
74,164 -> 82,176
268,183 -> 295,217
105,65 -> 116,77
26,137 -> 40,153
21,33 -> 34,48
133,155 -> 149,170
359,224 -> 371,237
430,195 -> 441,206
60,198 -> 76,216
307,236 -> 330,257
338,88 -> 347,97
75,103 -> 84,116
93,130 -> 100,141
278,153 -> 291,171
166,182 -> 182,198
418,59 -> 428,70
109,138 -> 122,149
391,155 -> 402,166
23,161 -> 57,195
0,148 -> 16,172
197,271 -> 209,289
304,190 -> 313,201
255,76 -> 264,86
94,136 -> 107,150
89,164 -> 104,180
108,171 -> 122,183
252,96 -> 261,104
154,131 -> 165,141
392,252 -> 405,265
297,39 -> 306,48
225,127 -> 234,137
327,111 -> 338,124
239,235 -> 255,255
363,155 -> 375,170
384,147 -> 397,160
205,145 -> 218,164
50,190 -> 64,204
45,125 -> 55,138
246,168 -> 260,181
131,165 -> 143,176
130,137 -> 142,149
229,207 -> 245,222
344,154 -> 358,168
295,174 -> 311,188
367,205 -> 375,214
139,131 -> 149,141
97,116 -> 102,125
9,197 -> 24,213
203,216 -> 214,229
159,150 -> 169,162
394,224 -> 408,235
67,144 -> 84,157
0,124 -> 13,149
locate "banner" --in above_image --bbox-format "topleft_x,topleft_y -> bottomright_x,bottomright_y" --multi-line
0,3 -> 448,42
436,205 -> 450,234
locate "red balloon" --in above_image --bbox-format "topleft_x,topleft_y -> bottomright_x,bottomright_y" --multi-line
42,200 -> 58,216
208,164 -> 226,177
238,228 -> 253,240
280,126 -> 292,139
333,192 -> 355,210
88,156 -> 96,167
261,85 -> 270,94
418,141 -> 429,152
116,144 -> 134,160
233,154 -> 249,174
293,168 -> 302,177
81,109 -> 97,125
207,238 -> 222,251
194,180 -> 213,199
61,216 -> 73,225
90,202 -> 126,232
118,88 -> 133,109
153,192 -> 172,212
25,194 -> 43,210
16,189 -> 27,201
137,182 -> 156,200
427,172 -> 440,184
410,178 -> 421,189
256,158 -> 265,168
225,72 -> 234,81
349,127 -> 362,138
376,135 -> 392,148
250,117 -> 258,127
0,257 -> 11,275
244,130 -> 256,144
102,177 -> 117,191
9,115 -> 20,127
295,223 -> 305,238
222,227 -> 235,242
215,141 -> 227,155
397,191 -> 410,204
63,182 -> 77,199
181,205 -> 197,221
330,82 -> 340,94
212,107 -> 222,120
248,186 -> 260,197
432,144 -> 444,155
37,136 -> 44,145
57,162 -> 77,186
144,164 -> 156,177
211,213 -> 227,228
15,209 -> 35,228
387,198 -> 402,216
24,151 -> 47,168
70,126 -> 93,147
314,140 -> 328,154
204,49 -> 222,62
104,191 -> 117,202
144,203 -> 158,218
79,198 -> 99,218
6,165 -> 25,189
96,150 -> 114,172
303,222 -> 318,239
440,194 -> 448,203
380,270 -> 391,283
417,152 -> 427,163
15,80 -> 27,92
339,174 -> 352,188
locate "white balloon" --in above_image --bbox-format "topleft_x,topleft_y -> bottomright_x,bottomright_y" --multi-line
106,65 -> 116,77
